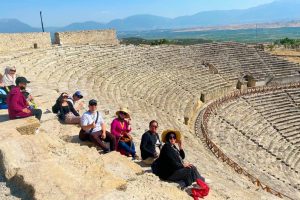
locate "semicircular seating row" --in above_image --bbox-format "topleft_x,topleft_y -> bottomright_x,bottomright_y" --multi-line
0,44 -> 232,133
206,89 -> 300,198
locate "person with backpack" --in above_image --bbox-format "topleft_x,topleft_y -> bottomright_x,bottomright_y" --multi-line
52,92 -> 80,124
80,99 -> 116,153
140,120 -> 162,165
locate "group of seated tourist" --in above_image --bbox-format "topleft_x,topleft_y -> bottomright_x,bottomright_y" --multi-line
1,67 -> 209,198
51,93 -> 209,194
0,67 -> 42,120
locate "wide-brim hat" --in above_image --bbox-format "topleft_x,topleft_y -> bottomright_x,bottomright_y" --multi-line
161,129 -> 182,143
116,107 -> 130,119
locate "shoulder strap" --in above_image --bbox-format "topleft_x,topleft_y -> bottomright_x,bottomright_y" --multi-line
89,111 -> 99,134
155,133 -> 162,149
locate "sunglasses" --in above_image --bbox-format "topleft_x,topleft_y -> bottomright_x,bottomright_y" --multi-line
169,135 -> 176,140
119,112 -> 127,115
151,125 -> 158,128
10,70 -> 16,72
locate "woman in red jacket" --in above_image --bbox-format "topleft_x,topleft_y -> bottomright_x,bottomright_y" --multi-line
7,77 -> 42,120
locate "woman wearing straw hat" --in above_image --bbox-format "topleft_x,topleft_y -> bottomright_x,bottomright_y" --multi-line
111,107 -> 139,159
152,130 -> 205,187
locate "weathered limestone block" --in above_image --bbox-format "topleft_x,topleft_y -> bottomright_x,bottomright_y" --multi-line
101,173 -> 192,200
184,97 -> 202,125
237,79 -> 248,91
0,133 -> 126,200
102,152 -> 143,180
0,32 -> 51,52
0,116 -> 40,135
55,30 -> 119,46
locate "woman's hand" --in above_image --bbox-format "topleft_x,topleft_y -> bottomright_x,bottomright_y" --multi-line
183,163 -> 193,168
178,140 -> 183,150
101,131 -> 106,139
22,108 -> 31,114
126,118 -> 131,125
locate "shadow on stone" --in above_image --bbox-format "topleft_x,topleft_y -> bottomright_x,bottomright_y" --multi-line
0,113 -> 9,123
0,152 -> 33,200
135,160 -> 152,168
6,175 -> 35,200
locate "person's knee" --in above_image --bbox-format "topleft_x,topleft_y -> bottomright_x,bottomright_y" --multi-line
109,133 -> 116,140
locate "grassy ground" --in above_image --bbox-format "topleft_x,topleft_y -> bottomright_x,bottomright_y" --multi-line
268,48 -> 300,64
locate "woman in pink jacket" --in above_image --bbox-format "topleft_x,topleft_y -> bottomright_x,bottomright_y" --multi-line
110,107 -> 138,159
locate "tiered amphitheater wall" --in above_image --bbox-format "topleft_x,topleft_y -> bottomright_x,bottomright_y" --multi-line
269,74 -> 300,85
0,32 -> 51,52
54,30 -> 119,45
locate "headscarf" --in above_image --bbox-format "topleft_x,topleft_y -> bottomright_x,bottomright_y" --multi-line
3,66 -> 17,86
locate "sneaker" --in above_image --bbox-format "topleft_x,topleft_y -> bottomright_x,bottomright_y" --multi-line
103,149 -> 110,154
132,154 -> 140,160
43,109 -> 52,114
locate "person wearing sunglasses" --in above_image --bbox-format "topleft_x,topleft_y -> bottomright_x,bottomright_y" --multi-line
140,120 -> 162,165
52,92 -> 80,124
111,107 -> 139,159
3,66 -> 17,87
152,130 -> 205,188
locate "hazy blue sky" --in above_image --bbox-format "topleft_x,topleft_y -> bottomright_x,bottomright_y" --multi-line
1,0 -> 275,27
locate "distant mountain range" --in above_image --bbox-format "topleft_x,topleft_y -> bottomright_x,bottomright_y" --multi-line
1,0 -> 300,33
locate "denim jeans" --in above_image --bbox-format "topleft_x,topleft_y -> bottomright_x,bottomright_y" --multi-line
118,141 -> 136,156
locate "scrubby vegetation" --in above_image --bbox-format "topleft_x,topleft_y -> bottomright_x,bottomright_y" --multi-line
120,37 -> 212,45
274,37 -> 300,49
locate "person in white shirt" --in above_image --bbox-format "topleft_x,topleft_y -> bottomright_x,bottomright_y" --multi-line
80,99 -> 116,153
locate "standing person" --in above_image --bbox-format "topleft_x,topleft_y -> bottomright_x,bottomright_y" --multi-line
67,91 -> 84,112
140,120 -> 162,165
3,66 -> 17,87
6,77 -> 42,120
81,99 -> 116,153
111,107 -> 139,159
52,93 -> 80,124
152,130 -> 205,187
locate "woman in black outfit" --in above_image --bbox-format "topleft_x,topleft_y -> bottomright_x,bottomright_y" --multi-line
153,130 -> 205,187
52,93 -> 80,124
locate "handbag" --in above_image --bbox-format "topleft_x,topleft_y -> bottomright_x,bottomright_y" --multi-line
79,111 -> 99,141
119,133 -> 133,143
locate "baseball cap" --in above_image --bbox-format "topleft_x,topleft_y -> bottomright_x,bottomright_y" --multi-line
16,77 -> 30,85
74,91 -> 83,98
89,99 -> 97,106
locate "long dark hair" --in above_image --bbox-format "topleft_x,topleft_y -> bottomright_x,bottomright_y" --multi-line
56,92 -> 68,105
